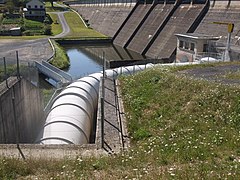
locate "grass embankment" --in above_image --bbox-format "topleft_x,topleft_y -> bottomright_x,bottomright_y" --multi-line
48,13 -> 62,36
0,66 -> 16,82
64,11 -> 106,39
0,64 -> 239,179
49,40 -> 70,69
45,1 -> 68,12
0,13 -> 4,24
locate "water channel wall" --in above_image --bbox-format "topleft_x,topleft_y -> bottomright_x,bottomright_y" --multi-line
55,38 -> 112,45
0,77 -> 44,144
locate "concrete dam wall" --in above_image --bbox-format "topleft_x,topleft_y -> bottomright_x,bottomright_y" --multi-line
71,4 -> 134,37
145,2 -> 207,59
113,3 -> 153,47
195,0 -> 240,44
0,77 -> 44,144
70,0 -> 240,60
127,3 -> 174,54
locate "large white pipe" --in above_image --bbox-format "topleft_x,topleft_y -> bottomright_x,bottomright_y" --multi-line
38,62 -> 199,144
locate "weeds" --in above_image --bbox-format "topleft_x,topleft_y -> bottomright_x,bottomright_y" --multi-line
49,40 -> 70,69
63,11 -> 106,38
0,64 -> 240,179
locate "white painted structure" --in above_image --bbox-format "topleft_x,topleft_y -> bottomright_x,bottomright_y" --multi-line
38,62 -> 200,145
24,0 -> 46,20
175,33 -> 220,62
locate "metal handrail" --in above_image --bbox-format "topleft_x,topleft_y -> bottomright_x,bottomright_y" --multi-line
113,79 -> 125,148
195,52 -> 224,62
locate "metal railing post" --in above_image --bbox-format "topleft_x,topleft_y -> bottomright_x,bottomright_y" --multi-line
101,52 -> 106,148
16,51 -> 20,78
3,57 -> 9,88
12,88 -> 25,160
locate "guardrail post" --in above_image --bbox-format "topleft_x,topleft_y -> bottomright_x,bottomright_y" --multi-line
101,52 -> 106,148
3,57 -> 9,88
16,51 -> 20,78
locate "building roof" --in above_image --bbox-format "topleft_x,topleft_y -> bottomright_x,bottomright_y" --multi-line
175,33 -> 220,40
26,0 -> 45,5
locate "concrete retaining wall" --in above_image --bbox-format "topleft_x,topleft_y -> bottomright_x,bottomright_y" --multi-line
146,3 -> 206,59
113,4 -> 153,47
196,1 -> 240,45
0,77 -> 44,144
70,4 -> 134,37
0,144 -> 100,159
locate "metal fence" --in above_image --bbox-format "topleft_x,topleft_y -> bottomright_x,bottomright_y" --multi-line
0,51 -> 39,87
64,0 -> 137,5
195,52 -> 224,62
0,51 -> 44,145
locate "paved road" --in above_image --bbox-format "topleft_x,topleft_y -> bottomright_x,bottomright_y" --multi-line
0,38 -> 53,64
0,7 -> 71,63
179,64 -> 240,85
51,11 -> 70,38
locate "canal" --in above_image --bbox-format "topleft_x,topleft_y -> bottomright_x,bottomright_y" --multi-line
40,43 -> 146,106
61,43 -> 146,79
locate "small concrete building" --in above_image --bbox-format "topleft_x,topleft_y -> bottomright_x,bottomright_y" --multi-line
175,33 -> 220,62
24,0 -> 46,21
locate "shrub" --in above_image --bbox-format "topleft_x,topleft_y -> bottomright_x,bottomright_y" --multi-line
44,25 -> 52,35
44,14 -> 53,24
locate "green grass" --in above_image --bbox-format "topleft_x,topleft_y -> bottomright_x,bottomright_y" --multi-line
23,19 -> 44,30
22,17 -> 52,36
222,70 -> 240,80
118,65 -> 240,178
1,12 -> 53,36
49,40 -> 70,69
64,11 -> 106,38
0,35 -> 47,39
2,17 -> 22,25
0,64 -> 240,179
48,13 -> 62,36
0,65 -> 17,82
45,1 -> 69,12
0,13 -> 3,22
42,88 -> 55,107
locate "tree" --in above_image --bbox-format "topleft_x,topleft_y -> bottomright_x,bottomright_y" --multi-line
45,0 -> 54,7
5,0 -> 15,13
18,0 -> 29,7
